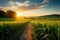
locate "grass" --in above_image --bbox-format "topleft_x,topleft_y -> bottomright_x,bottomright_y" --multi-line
0,18 -> 16,21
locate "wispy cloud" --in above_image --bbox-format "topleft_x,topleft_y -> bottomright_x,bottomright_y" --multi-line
0,0 -> 49,11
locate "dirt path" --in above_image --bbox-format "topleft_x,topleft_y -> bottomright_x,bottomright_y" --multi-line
20,24 -> 32,40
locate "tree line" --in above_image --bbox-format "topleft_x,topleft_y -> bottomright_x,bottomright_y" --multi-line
0,10 -> 16,18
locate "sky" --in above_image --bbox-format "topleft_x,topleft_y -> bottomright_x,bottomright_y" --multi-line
0,0 -> 60,17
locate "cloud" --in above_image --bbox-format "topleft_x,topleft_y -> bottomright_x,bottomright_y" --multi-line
0,6 -> 17,11
43,0 -> 49,3
15,1 -> 30,7
8,0 -> 31,7
8,1 -> 15,5
0,0 -> 49,11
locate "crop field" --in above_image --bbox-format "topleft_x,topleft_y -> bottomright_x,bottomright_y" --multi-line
30,19 -> 60,40
0,18 -> 60,40
0,19 -> 29,40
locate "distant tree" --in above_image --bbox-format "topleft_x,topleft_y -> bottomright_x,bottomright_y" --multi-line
0,10 -> 7,18
7,10 -> 16,18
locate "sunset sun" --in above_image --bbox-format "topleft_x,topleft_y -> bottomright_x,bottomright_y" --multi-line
16,11 -> 22,17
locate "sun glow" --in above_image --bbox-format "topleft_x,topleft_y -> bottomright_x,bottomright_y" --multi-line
16,11 -> 22,17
